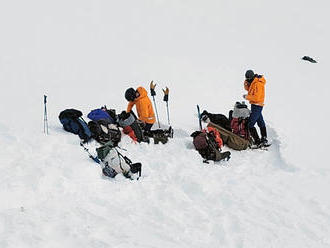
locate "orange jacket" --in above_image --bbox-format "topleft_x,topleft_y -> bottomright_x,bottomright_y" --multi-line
127,87 -> 156,124
244,75 -> 266,106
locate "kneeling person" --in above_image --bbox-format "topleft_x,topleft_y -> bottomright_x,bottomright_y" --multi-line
125,86 -> 155,132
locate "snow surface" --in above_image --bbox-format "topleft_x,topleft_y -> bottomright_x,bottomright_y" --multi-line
1,0 -> 330,247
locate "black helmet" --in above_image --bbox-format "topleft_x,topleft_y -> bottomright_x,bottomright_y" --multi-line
125,88 -> 136,101
245,70 -> 255,80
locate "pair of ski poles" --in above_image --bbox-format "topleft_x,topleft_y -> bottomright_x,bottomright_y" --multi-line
150,81 -> 170,128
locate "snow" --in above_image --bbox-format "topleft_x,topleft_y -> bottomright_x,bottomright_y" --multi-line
1,0 -> 330,247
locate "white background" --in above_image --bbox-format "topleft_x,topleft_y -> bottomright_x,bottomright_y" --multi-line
0,0 -> 329,247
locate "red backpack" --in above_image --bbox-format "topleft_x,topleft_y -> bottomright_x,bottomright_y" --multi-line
231,118 -> 249,139
230,102 -> 250,140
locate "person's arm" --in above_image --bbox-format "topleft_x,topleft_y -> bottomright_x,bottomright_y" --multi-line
244,81 -> 250,91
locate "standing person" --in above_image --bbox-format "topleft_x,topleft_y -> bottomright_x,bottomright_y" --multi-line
243,70 -> 269,147
125,86 -> 155,132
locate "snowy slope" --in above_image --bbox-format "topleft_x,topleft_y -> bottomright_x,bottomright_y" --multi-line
1,0 -> 330,247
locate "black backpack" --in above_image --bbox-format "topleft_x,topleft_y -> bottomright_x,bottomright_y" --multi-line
200,110 -> 231,131
88,119 -> 121,145
59,109 -> 92,142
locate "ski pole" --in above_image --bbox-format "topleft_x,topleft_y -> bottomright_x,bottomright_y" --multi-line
80,142 -> 101,164
150,81 -> 161,128
44,95 -> 49,135
162,87 -> 170,126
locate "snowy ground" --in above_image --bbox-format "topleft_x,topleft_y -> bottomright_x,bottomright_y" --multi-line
1,0 -> 330,247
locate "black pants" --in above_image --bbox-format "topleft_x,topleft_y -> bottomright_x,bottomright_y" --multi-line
144,123 -> 153,132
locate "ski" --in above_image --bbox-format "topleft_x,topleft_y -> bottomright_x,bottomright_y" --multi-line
197,105 -> 202,130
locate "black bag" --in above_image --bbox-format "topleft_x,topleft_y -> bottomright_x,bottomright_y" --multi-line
88,119 -> 121,145
59,109 -> 92,142
200,110 -> 231,131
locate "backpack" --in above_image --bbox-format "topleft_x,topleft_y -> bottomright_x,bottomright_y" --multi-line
230,102 -> 251,140
96,141 -> 142,179
59,109 -> 92,142
88,119 -> 121,145
118,111 -> 149,143
191,128 -> 230,162
87,108 -> 115,124
200,110 -> 231,131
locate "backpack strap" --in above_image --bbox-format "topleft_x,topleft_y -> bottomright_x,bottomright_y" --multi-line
205,132 -> 222,161
115,148 -> 141,178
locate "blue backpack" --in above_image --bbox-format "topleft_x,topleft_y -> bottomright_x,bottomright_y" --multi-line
59,109 -> 92,142
87,108 -> 115,123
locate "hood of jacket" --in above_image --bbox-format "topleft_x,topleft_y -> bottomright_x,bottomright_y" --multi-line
136,87 -> 148,100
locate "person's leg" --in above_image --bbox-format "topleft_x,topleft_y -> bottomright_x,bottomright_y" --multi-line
248,105 -> 262,128
256,109 -> 265,129
248,105 -> 262,145
255,108 -> 268,144
144,123 -> 153,132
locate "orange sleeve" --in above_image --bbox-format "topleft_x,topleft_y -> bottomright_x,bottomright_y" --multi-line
244,81 -> 250,91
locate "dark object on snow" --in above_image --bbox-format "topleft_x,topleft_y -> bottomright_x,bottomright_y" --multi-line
302,56 -> 317,63
88,119 -> 121,145
191,130 -> 231,162
59,109 -> 92,143
200,110 -> 231,131
144,126 -> 173,144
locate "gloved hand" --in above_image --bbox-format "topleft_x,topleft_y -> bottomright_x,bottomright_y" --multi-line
163,87 -> 169,102
243,94 -> 247,99
150,81 -> 156,96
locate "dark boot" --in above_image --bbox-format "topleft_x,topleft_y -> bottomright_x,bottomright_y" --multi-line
219,151 -> 231,161
260,126 -> 268,145
249,127 -> 261,145
165,126 -> 174,138
153,133 -> 168,144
